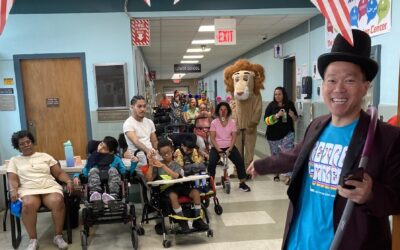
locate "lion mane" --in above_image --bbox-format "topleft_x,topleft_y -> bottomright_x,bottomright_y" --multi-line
224,59 -> 265,95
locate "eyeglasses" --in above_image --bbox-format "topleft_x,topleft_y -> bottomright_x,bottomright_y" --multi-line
195,127 -> 210,132
18,140 -> 32,147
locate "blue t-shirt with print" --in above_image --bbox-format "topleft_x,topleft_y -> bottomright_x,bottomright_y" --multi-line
286,119 -> 358,250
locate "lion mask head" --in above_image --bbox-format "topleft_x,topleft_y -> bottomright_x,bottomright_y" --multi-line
224,59 -> 265,100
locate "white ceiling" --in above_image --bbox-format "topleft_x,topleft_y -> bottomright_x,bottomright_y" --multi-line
141,13 -> 318,80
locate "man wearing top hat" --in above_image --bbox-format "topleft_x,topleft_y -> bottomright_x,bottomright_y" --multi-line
247,29 -> 400,249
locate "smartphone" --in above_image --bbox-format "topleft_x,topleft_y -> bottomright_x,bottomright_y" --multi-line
341,168 -> 364,189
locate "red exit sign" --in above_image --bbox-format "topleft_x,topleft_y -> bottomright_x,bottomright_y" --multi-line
215,29 -> 236,45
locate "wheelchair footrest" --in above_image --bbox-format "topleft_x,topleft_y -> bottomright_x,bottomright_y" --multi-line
89,201 -> 104,212
108,200 -> 125,212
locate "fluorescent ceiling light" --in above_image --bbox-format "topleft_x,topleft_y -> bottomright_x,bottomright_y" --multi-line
183,55 -> 204,59
192,39 -> 214,44
198,25 -> 215,32
180,60 -> 199,63
187,48 -> 211,53
171,73 -> 186,79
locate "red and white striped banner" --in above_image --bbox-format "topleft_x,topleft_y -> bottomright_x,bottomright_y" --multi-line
131,19 -> 150,47
0,0 -> 14,36
311,0 -> 353,46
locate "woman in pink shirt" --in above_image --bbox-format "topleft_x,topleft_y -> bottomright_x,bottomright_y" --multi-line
209,102 -> 251,192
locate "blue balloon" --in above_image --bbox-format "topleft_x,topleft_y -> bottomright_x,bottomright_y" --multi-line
350,6 -> 359,27
366,0 -> 378,24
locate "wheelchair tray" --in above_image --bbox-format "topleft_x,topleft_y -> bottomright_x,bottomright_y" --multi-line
147,175 -> 209,186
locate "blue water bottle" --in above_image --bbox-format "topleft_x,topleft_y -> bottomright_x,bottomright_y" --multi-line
64,140 -> 75,167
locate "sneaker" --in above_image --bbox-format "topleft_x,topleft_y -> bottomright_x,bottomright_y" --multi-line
239,182 -> 251,192
192,219 -> 209,231
177,220 -> 190,234
89,191 -> 101,202
53,235 -> 68,250
102,193 -> 115,204
26,239 -> 39,250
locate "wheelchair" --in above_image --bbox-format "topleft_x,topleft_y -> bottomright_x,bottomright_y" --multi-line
140,175 -> 214,248
79,140 -> 141,250
167,132 -> 224,215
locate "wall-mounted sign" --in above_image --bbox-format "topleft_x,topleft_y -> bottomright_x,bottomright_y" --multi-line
3,78 -> 14,85
46,98 -> 60,107
131,19 -> 150,46
215,18 -> 236,45
174,64 -> 201,73
0,88 -> 13,94
0,95 -> 16,111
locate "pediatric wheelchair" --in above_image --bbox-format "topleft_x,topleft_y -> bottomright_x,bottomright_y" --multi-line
79,140 -> 141,250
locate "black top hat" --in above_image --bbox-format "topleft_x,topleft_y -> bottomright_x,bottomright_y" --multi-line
318,29 -> 378,81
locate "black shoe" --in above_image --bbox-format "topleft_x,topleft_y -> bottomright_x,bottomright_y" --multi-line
192,219 -> 209,231
273,175 -> 280,182
154,223 -> 163,235
177,220 -> 190,234
239,182 -> 251,192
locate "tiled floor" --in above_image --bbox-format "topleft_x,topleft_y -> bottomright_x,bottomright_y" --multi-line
0,136 -> 292,250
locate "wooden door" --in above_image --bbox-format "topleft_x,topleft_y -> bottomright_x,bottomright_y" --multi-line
20,58 -> 88,160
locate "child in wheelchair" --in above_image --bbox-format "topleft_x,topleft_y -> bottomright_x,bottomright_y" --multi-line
174,134 -> 208,191
73,136 -> 135,204
145,138 -> 209,234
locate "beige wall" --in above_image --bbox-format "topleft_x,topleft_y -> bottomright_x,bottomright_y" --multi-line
153,79 -> 200,103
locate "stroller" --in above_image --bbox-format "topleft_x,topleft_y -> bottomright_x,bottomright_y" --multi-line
79,140 -> 140,250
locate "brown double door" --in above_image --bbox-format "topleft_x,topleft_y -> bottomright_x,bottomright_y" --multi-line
19,57 -> 89,160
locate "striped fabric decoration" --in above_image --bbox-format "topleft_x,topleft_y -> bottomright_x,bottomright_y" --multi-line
265,115 -> 278,126
310,0 -> 354,46
0,0 -> 14,36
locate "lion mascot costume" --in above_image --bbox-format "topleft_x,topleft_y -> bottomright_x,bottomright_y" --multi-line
224,59 -> 265,170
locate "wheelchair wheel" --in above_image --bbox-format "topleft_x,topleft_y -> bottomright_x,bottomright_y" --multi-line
163,239 -> 172,248
214,204 -> 223,215
202,197 -> 210,208
225,180 -> 231,194
80,230 -> 88,250
131,228 -> 139,250
82,208 -> 90,235
137,226 -> 145,235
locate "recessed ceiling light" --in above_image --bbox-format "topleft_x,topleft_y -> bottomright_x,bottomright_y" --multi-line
192,39 -> 214,44
181,60 -> 199,63
171,73 -> 186,79
198,25 -> 215,32
187,48 -> 211,53
183,55 -> 204,59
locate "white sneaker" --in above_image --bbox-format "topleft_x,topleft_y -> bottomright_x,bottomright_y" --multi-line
102,193 -> 115,204
53,235 -> 68,250
89,191 -> 101,202
26,239 -> 39,250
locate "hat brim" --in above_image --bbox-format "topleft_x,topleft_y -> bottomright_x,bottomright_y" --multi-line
317,52 -> 378,81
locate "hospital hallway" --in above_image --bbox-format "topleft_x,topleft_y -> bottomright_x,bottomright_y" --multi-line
0,134 -> 291,250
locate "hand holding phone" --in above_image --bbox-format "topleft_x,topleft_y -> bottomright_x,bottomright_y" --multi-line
341,168 -> 364,190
